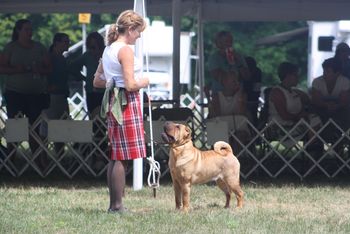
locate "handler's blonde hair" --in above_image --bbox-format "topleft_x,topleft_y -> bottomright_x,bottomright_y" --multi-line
107,10 -> 146,45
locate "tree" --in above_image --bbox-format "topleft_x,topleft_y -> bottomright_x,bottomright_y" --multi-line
203,21 -> 308,89
0,13 -> 117,49
0,14 -> 309,89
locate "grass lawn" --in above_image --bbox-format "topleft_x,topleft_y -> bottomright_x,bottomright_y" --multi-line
1,176 -> 350,234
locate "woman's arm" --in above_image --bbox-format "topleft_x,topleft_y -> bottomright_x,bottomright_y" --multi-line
93,61 -> 106,88
0,51 -> 26,74
118,46 -> 149,92
334,90 -> 350,111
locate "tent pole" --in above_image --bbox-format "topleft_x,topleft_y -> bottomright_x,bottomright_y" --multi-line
172,0 -> 181,106
133,0 -> 145,191
197,0 -> 205,144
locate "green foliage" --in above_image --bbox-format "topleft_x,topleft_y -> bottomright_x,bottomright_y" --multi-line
0,14 -> 309,89
0,13 -> 118,49
203,21 -> 308,88
0,13 -> 30,47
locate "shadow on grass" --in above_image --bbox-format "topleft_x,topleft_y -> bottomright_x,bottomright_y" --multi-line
1,168 -> 350,189
0,170 -> 174,189
244,171 -> 350,188
59,205 -> 157,216
62,206 -> 108,215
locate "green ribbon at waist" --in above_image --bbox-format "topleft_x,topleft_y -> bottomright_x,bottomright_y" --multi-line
100,84 -> 127,125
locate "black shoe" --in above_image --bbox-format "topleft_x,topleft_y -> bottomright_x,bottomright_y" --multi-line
107,207 -> 128,214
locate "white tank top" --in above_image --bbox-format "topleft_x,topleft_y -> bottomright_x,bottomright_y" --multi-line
102,41 -> 142,88
218,90 -> 242,115
268,85 -> 303,126
312,74 -> 350,98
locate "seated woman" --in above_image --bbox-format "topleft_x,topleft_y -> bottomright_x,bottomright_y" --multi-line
208,70 -> 251,152
311,57 -> 350,140
269,62 -> 321,148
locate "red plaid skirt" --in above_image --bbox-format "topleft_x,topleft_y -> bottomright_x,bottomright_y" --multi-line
107,90 -> 146,161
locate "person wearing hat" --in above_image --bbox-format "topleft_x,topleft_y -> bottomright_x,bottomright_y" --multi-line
333,42 -> 350,79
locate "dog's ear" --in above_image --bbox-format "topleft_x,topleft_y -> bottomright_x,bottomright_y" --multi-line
185,126 -> 192,139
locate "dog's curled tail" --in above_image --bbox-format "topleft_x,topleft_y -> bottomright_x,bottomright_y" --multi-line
213,141 -> 233,156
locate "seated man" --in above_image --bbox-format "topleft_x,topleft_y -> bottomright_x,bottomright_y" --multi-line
269,62 -> 321,148
208,70 -> 251,152
311,57 -> 350,137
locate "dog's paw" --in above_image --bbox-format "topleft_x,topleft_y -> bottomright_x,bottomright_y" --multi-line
181,207 -> 190,213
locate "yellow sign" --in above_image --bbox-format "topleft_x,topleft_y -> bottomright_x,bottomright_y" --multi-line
78,13 -> 91,24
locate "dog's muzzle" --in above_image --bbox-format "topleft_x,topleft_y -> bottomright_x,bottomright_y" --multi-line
162,122 -> 176,144
161,132 -> 175,144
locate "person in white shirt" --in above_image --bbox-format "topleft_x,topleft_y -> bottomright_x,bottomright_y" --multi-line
269,62 -> 321,148
208,70 -> 251,152
311,57 -> 350,132
94,10 -> 149,214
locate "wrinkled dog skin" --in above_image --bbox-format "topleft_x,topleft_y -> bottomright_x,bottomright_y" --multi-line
162,121 -> 244,212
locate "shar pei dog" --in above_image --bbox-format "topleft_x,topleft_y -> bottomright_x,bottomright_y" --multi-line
162,121 -> 244,212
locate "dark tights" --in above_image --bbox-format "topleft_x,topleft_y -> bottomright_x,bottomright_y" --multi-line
107,160 -> 126,210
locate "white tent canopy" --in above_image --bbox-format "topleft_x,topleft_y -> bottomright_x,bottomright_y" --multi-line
2,0 -> 350,21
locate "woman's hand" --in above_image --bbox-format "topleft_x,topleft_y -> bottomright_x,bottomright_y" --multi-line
137,77 -> 149,89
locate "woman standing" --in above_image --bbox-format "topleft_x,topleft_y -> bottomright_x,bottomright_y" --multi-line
46,33 -> 70,120
0,19 -> 52,163
69,31 -> 105,116
94,10 -> 149,213
40,33 -> 71,154
1,19 -> 52,125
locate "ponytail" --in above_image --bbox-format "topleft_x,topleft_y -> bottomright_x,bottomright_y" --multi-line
107,24 -> 118,46
106,10 -> 146,46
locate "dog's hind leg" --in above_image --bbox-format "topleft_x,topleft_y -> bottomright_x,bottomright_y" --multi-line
232,186 -> 244,208
216,179 -> 231,208
226,179 -> 244,208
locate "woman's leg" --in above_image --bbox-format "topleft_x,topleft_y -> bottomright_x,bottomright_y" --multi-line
109,160 -> 126,210
107,160 -> 114,210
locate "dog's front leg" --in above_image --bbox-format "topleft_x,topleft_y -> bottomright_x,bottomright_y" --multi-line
181,183 -> 191,212
173,180 -> 182,209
